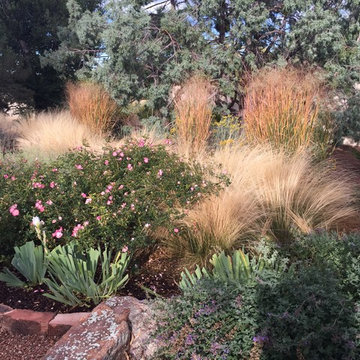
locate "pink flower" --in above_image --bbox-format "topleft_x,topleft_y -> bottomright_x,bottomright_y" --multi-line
11,176 -> 16,181
143,157 -> 149,164
121,203 -> 126,208
144,223 -> 151,228
83,221 -> 89,226
9,204 -> 19,216
118,184 -> 124,190
122,245 -> 128,253
138,139 -> 145,147
107,185 -> 113,191
32,182 -> 45,189
81,193 -> 87,198
52,227 -> 63,239
3,174 -> 8,179
127,164 -> 133,171
164,139 -> 172,145
119,152 -> 124,157
158,169 -> 163,177
174,228 -> 179,233
96,215 -> 102,221
52,219 -> 57,224
104,160 -> 109,165
75,164 -> 83,170
49,181 -> 56,188
112,151 -> 118,157
46,200 -> 53,205
51,168 -> 58,172
35,200 -> 45,213
85,198 -> 92,204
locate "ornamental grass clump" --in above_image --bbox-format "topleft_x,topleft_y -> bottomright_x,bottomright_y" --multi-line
243,67 -> 332,154
16,110 -> 104,158
67,82 -> 119,135
174,75 -> 215,156
168,145 -> 357,266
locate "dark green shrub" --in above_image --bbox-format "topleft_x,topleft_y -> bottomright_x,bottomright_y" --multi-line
257,266 -> 358,360
154,241 -> 359,359
0,140 -> 224,260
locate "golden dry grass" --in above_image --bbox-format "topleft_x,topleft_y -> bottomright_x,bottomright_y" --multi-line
67,82 -> 118,135
243,67 -> 326,153
166,145 -> 357,266
16,110 -> 105,158
174,75 -> 215,156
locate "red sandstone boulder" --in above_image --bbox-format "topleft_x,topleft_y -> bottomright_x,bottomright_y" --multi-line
2,309 -> 55,335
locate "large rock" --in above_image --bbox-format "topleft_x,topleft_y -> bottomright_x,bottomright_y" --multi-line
1,309 -> 55,335
103,296 -> 158,359
43,304 -> 131,360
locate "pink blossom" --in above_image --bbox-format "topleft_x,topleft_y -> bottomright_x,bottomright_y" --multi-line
164,139 -> 172,145
75,164 -> 83,170
174,228 -> 179,233
85,198 -> 92,204
83,221 -> 89,226
144,223 -> 151,228
104,160 -> 109,165
107,185 -> 113,191
122,245 -> 128,253
121,203 -> 126,208
58,216 -> 62,220
72,223 -> 84,237
158,169 -> 163,177
49,181 -> 56,188
52,219 -> 57,224
11,176 -> 16,181
112,151 -> 118,156
9,204 -> 19,216
32,182 -> 45,189
119,152 -> 124,157
46,200 -> 53,205
138,139 -> 145,147
35,200 -> 45,212
3,174 -> 8,179
52,227 -> 63,239
118,184 -> 124,190
130,203 -> 135,210
143,157 -> 149,164
101,191 -> 105,196
96,215 -> 102,221
51,168 -> 58,172
81,193 -> 87,198
127,164 -> 133,171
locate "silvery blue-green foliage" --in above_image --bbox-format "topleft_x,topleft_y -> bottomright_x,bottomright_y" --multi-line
0,241 -> 48,288
44,241 -> 130,306
179,242 -> 288,290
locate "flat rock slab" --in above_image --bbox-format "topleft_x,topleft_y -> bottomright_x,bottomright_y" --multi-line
0,304 -> 12,314
48,312 -> 91,337
44,304 -> 131,360
2,309 -> 55,335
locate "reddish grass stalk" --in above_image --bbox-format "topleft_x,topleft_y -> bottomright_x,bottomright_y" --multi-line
174,76 -> 215,154
66,82 -> 118,135
243,67 -> 324,153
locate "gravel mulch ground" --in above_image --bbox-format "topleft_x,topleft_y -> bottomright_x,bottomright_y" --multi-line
0,327 -> 59,360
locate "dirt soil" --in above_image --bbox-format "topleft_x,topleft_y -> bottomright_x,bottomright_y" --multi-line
0,327 -> 59,360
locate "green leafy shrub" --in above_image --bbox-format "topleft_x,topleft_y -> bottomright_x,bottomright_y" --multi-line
257,267 -> 358,360
0,139 -> 223,260
0,241 -> 47,287
155,278 -> 259,359
44,241 -> 129,306
155,241 -> 358,359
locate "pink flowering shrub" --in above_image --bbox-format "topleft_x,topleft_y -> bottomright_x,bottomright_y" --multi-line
0,140 -> 226,259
